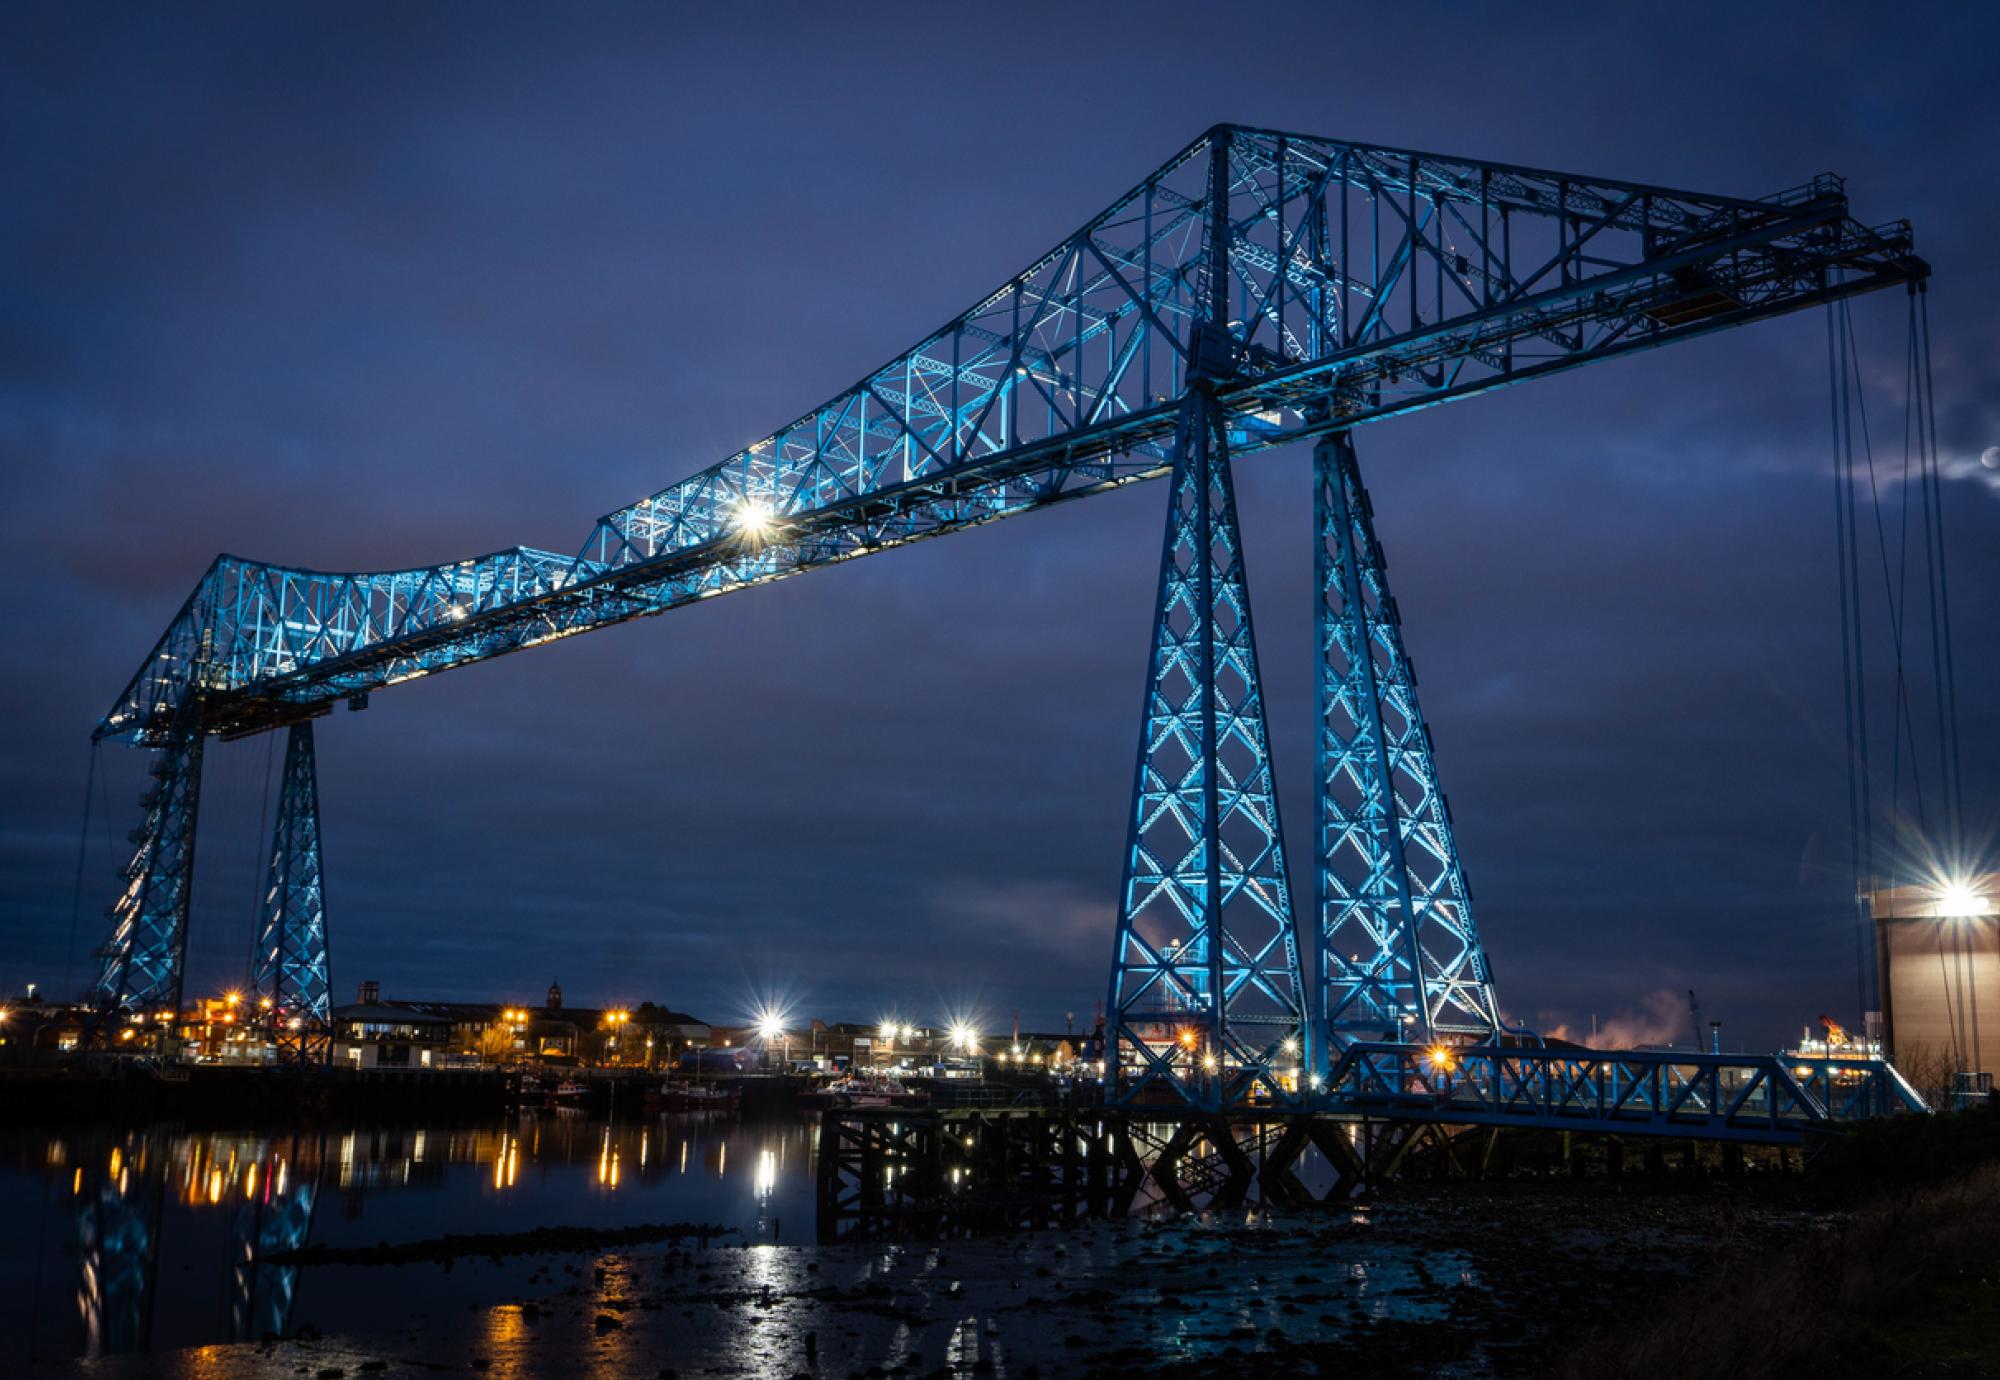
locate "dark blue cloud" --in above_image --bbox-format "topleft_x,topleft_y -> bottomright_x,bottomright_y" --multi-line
2,1 -> 1995,1046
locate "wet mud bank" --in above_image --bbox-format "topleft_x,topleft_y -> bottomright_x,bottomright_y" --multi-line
29,1176 -> 1886,1379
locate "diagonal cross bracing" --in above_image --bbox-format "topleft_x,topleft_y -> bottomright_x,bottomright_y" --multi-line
1103,390 -> 1307,1110
97,125 -> 1923,748
252,721 -> 332,1064
1315,431 -> 1498,1050
93,709 -> 205,1017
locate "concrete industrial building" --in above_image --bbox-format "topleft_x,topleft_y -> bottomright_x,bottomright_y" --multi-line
1874,873 -> 1999,1095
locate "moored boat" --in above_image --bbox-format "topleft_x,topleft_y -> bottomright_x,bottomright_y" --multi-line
646,1080 -> 740,1111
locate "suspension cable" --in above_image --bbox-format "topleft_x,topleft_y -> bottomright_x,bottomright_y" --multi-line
1917,285 -> 1976,1073
1917,286 -> 1965,847
1829,301 -> 1877,1019
63,741 -> 101,1002
1838,300 -> 1932,921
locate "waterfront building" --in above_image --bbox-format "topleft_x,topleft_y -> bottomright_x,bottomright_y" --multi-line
1874,873 -> 2000,1102
331,981 -> 709,1070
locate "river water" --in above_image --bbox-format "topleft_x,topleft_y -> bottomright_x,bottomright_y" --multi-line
4,1111 -> 812,1364
6,1111 -> 1793,1377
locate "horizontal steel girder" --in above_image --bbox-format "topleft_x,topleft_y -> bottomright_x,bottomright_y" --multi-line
1320,1042 -> 1929,1143
97,124 -> 1924,746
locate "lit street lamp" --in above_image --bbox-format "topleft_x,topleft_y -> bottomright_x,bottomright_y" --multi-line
602,1009 -> 631,1065
757,1008 -> 790,1072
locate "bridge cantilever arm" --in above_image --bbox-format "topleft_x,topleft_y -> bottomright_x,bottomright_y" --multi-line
95,126 -> 1927,747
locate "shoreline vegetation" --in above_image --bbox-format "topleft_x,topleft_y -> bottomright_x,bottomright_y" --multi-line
1548,1102 -> 2000,1379
1557,1163 -> 2000,1379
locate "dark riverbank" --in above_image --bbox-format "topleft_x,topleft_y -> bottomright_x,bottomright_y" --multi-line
20,1103 -> 2000,1377
25,1172 -> 1955,1380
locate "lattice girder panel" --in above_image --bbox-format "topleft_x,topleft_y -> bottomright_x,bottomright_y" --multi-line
94,719 -> 206,1018
95,126 -> 1921,748
252,722 -> 333,1065
1314,430 -> 1497,1049
1106,386 -> 1307,1112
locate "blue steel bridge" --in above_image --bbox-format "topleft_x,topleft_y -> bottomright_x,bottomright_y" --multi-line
90,124 -> 1928,1142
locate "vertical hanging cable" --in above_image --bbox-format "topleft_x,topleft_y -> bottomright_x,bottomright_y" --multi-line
1848,293 -> 1938,1070
1916,284 -> 1975,1073
1916,285 -> 1964,848
1828,304 -> 1864,1017
1829,300 -> 1877,1020
1840,299 -> 1931,925
64,741 -> 101,1001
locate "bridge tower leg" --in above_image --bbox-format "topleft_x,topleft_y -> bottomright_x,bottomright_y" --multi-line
93,721 -> 206,1038
1315,431 -> 1500,1065
229,1136 -> 323,1340
253,722 -> 333,1065
1103,382 -> 1309,1109
74,1132 -> 168,1356
1105,125 -> 1307,1111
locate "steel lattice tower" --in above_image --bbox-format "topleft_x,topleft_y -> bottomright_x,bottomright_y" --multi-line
94,713 -> 205,1025
1105,132 -> 1308,1110
1315,432 -> 1499,1051
252,722 -> 333,1064
79,125 -> 1925,1108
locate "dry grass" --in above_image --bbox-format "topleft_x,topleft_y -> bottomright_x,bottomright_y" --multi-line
1555,1161 -> 2000,1379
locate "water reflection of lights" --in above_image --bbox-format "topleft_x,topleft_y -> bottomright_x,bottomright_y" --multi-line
484,1301 -> 530,1359
45,1120 -> 822,1356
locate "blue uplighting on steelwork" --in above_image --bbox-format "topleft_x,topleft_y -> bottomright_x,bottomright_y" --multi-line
251,722 -> 333,1065
94,126 -> 1923,751
82,124 -> 1928,1123
1315,432 -> 1499,1050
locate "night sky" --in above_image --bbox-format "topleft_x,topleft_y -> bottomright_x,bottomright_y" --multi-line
3,4 -> 1995,1049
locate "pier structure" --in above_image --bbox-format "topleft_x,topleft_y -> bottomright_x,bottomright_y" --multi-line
83,126 -> 1936,1129
817,1041 -> 1925,1240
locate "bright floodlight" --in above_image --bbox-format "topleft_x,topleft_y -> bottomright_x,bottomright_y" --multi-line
1937,881 -> 1989,919
949,1021 -> 976,1052
733,497 -> 776,539
756,1008 -> 786,1043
